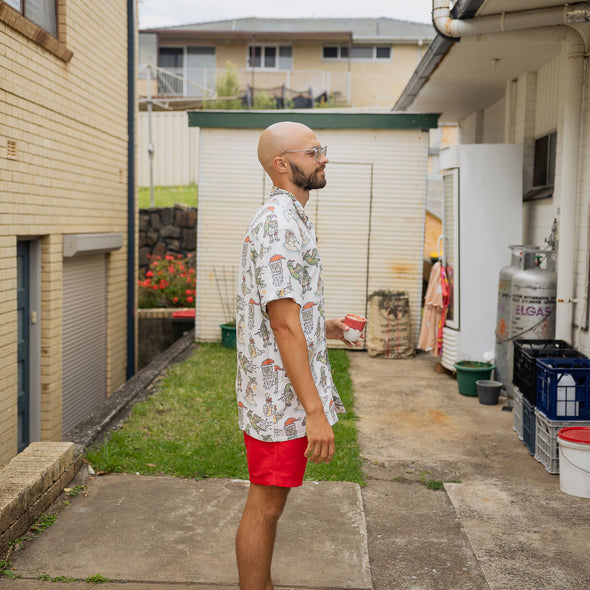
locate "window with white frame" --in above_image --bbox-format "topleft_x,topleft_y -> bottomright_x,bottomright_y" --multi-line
4,0 -> 57,37
248,45 -> 292,70
323,45 -> 392,61
524,130 -> 557,201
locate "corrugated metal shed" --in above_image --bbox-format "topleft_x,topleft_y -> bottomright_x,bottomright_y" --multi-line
190,111 -> 438,347
137,112 -> 199,186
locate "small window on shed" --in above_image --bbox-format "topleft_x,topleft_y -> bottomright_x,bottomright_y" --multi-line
524,131 -> 557,201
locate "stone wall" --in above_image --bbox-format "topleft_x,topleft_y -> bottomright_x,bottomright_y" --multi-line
139,205 -> 197,271
137,309 -> 194,370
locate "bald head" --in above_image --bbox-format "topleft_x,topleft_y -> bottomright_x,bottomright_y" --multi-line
257,121 -> 318,178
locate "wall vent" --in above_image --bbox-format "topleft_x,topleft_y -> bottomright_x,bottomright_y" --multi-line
7,139 -> 17,160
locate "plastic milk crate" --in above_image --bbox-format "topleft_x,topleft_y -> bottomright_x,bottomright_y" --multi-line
522,396 -> 536,455
534,408 -> 590,474
513,386 -> 524,441
536,357 -> 590,420
513,339 -> 586,405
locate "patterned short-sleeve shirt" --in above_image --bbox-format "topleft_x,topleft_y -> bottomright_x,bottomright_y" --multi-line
235,187 -> 345,442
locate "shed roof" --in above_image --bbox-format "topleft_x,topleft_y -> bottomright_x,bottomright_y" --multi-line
187,110 -> 439,130
142,17 -> 435,43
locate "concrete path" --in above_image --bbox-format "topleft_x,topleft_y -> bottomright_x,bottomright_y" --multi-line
2,350 -> 589,589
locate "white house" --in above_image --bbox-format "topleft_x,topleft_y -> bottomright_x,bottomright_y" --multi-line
396,0 -> 590,361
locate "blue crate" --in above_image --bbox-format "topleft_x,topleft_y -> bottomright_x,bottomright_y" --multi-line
536,357 -> 590,420
522,397 -> 536,455
512,339 -> 586,405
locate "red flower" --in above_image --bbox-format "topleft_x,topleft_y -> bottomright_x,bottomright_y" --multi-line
187,296 -> 194,303
146,270 -> 154,278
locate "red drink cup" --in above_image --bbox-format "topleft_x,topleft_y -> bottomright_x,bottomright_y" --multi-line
343,313 -> 366,342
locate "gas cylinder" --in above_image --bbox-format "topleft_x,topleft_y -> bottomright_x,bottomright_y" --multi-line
495,246 -> 539,389
510,260 -> 557,342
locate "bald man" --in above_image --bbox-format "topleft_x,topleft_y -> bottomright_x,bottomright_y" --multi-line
235,122 -> 350,589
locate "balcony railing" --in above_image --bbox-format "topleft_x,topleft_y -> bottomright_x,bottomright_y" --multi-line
139,65 -> 351,105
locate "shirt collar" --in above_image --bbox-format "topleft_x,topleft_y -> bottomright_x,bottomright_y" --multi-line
269,186 -> 310,228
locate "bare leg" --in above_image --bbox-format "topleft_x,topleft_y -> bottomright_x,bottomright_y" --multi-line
236,483 -> 291,590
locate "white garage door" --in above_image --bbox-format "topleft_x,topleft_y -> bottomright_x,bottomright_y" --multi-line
62,254 -> 107,435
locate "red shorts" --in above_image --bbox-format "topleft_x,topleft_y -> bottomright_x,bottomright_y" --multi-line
243,432 -> 308,488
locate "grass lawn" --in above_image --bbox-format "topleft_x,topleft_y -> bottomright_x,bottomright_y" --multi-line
86,343 -> 364,485
139,184 -> 198,209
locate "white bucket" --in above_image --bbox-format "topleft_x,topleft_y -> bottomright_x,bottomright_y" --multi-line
557,427 -> 590,498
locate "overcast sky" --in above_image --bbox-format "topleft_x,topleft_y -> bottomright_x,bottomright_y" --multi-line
138,0 -> 435,29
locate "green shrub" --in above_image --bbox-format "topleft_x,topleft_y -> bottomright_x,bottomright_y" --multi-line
138,255 -> 196,308
214,62 -> 243,109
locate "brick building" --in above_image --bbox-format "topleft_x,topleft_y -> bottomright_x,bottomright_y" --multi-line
0,1 -> 136,466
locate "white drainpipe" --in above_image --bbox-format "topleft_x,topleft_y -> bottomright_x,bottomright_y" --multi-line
432,0 -> 589,342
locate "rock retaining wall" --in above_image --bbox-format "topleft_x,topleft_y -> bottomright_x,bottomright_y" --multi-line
139,205 -> 197,272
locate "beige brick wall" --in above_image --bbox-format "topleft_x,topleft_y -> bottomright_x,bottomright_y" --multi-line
0,2 -> 133,466
0,238 -> 18,462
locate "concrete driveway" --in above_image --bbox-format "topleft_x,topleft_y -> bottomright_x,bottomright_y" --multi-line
1,349 -> 589,589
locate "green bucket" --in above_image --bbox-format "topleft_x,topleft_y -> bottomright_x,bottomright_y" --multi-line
454,361 -> 495,397
220,323 -> 237,349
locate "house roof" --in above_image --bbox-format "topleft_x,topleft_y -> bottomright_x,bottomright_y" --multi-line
142,17 -> 435,44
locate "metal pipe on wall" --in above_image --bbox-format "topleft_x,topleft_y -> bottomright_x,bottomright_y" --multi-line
555,31 -> 586,340
127,0 -> 136,378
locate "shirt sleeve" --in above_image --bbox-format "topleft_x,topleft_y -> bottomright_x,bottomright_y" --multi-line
254,213 -> 305,310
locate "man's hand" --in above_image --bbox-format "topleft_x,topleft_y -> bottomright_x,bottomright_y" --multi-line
326,317 -> 363,347
304,410 -> 335,464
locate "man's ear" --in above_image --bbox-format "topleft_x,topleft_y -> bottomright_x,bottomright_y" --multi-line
273,156 -> 289,175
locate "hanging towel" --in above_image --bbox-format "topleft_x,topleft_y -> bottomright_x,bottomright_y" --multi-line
418,261 -> 443,353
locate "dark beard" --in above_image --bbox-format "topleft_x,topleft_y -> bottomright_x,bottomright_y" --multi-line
288,160 -> 326,191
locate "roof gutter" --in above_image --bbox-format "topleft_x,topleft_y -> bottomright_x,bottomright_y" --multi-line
428,0 -> 590,343
432,0 -> 590,38
394,0 -> 485,111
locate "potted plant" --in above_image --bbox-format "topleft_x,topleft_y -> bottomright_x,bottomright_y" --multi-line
137,255 -> 197,360
454,360 -> 495,397
215,267 -> 237,349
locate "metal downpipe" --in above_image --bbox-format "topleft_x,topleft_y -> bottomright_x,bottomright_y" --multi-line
126,0 -> 136,379
555,31 -> 586,341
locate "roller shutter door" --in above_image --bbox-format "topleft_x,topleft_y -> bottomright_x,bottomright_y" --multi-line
62,254 -> 107,434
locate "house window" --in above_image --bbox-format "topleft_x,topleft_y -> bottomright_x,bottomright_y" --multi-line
524,131 -> 557,201
323,45 -> 392,60
4,0 -> 57,37
158,48 -> 184,95
248,45 -> 292,70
